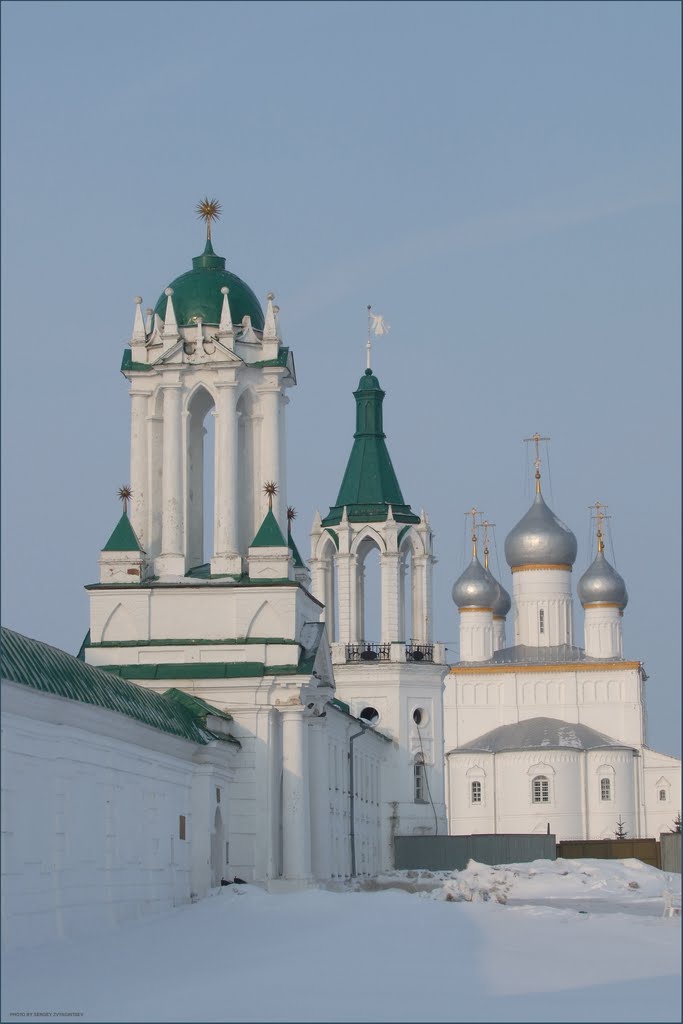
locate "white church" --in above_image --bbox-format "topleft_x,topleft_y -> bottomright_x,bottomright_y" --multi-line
1,206 -> 679,946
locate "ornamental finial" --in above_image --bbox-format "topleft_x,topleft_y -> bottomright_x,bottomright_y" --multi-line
465,506 -> 482,559
524,431 -> 550,494
482,519 -> 496,571
118,485 -> 132,515
589,500 -> 610,554
264,481 -> 278,510
195,197 -> 221,241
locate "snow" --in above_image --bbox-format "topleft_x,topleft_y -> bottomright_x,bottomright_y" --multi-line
2,859 -> 680,1023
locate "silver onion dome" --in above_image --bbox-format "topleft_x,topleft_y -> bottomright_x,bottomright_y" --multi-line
491,577 -> 512,618
452,555 -> 499,609
577,550 -> 628,609
504,490 -> 578,569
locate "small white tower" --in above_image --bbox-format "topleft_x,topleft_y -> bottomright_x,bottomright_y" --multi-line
504,434 -> 578,647
578,501 -> 628,658
482,519 -> 511,652
310,352 -> 447,840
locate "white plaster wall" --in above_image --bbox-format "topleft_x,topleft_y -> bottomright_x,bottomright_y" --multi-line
0,683 -> 230,950
642,747 -> 682,838
512,568 -> 574,646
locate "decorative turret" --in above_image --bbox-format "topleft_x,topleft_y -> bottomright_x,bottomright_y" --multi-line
452,509 -> 495,662
287,506 -> 311,588
504,434 -> 577,647
98,487 -> 147,584
247,483 -> 292,582
578,502 -> 628,658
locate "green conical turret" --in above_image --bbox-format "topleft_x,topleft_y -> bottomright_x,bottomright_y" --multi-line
321,369 -> 419,526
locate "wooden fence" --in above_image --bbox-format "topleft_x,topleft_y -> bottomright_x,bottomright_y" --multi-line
556,838 -> 661,868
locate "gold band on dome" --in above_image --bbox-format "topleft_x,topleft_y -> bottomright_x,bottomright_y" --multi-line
511,563 -> 572,573
459,606 -> 493,613
584,602 -> 622,609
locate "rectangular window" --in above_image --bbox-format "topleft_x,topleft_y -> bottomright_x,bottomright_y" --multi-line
659,789 -> 667,802
179,815 -> 186,840
216,788 -> 221,803
532,777 -> 549,803
414,762 -> 426,803
539,609 -> 545,634
600,778 -> 611,801
471,780 -> 482,804
225,842 -> 229,864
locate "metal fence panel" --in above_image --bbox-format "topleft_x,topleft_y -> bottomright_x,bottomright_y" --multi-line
660,833 -> 682,873
393,834 -> 556,871
556,838 -> 661,868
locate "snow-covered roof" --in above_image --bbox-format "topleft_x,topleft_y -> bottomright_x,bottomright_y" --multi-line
449,716 -> 635,755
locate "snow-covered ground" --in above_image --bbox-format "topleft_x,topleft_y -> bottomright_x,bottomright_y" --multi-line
2,859 -> 680,1023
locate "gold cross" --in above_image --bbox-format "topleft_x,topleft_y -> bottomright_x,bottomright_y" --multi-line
524,432 -> 550,492
482,519 -> 496,570
464,506 -> 483,558
588,500 -> 610,553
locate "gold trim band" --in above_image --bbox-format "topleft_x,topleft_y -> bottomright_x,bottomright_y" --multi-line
450,660 -> 641,675
459,606 -> 493,613
511,564 -> 571,573
583,602 -> 621,609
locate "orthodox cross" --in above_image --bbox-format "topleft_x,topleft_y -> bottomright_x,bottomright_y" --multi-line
482,519 -> 496,571
196,197 -> 221,241
524,432 -> 550,492
465,506 -> 483,558
589,500 -> 610,553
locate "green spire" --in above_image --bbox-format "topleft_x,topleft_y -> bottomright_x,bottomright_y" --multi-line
288,526 -> 306,568
102,512 -> 143,552
251,508 -> 288,548
321,369 -> 419,527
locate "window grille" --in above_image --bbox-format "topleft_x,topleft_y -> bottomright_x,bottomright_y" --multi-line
414,756 -> 427,803
471,780 -> 482,804
539,609 -> 545,634
600,778 -> 611,801
532,776 -> 549,803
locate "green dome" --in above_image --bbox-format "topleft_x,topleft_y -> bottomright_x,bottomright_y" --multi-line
154,240 -> 264,330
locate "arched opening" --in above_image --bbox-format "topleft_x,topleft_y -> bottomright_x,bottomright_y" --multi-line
186,386 -> 215,569
237,389 -> 260,555
357,537 -> 381,643
211,806 -> 224,887
319,535 -> 338,642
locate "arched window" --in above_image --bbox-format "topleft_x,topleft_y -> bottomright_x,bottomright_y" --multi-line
659,789 -> 668,802
471,780 -> 482,804
414,755 -> 426,804
600,777 -> 611,801
532,775 -> 550,803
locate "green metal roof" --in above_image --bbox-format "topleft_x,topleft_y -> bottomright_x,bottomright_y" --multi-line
322,369 -> 419,527
154,240 -> 264,329
288,526 -> 306,568
0,627 -> 239,746
251,508 -> 288,548
102,512 -> 143,553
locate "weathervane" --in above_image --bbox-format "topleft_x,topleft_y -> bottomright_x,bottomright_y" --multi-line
589,500 -> 610,554
366,305 -> 390,370
524,432 -> 550,493
196,197 -> 221,241
117,485 -> 132,515
263,481 -> 278,510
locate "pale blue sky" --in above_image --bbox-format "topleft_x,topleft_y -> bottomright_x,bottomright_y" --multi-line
2,1 -> 680,755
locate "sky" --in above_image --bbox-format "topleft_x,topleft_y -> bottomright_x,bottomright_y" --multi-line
2,861 -> 681,1021
1,1 -> 680,754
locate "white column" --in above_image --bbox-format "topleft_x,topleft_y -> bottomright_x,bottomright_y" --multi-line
129,389 -> 149,550
157,384 -> 185,577
511,568 -> 574,646
412,556 -> 427,642
336,554 -> 353,643
212,382 -> 241,575
260,384 -> 284,531
280,707 -> 312,882
380,552 -> 401,643
308,719 -> 331,880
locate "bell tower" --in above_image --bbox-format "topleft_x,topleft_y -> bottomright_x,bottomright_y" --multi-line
310,341 -> 447,840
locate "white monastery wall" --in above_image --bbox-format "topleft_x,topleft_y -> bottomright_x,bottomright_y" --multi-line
1,680 -> 236,950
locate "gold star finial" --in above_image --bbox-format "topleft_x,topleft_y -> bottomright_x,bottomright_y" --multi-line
118,485 -> 132,515
196,197 -> 221,241
264,481 -> 278,510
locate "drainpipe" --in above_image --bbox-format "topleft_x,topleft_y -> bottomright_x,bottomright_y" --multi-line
349,722 -> 370,877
